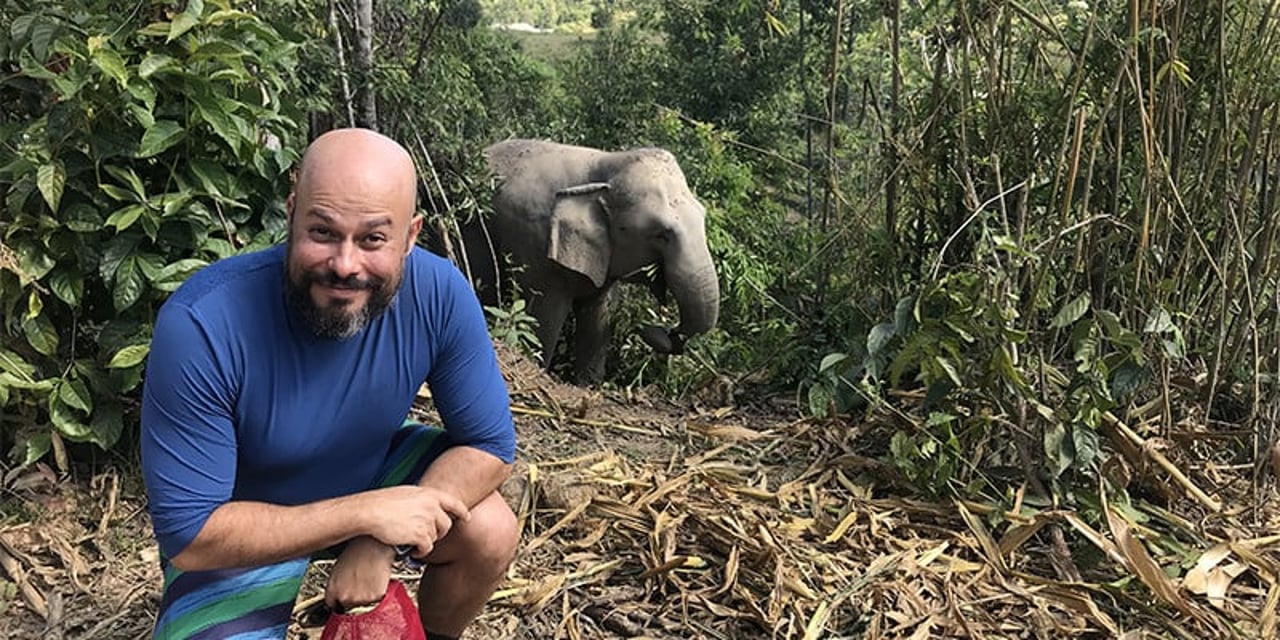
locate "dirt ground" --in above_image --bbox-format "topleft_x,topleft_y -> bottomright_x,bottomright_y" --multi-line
2,344 -> 1279,639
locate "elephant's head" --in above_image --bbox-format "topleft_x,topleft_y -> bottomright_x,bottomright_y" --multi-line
547,149 -> 719,353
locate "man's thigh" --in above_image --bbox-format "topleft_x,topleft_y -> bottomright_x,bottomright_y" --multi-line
153,423 -> 450,639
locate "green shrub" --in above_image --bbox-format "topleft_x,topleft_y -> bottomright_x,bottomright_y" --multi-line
0,0 -> 302,466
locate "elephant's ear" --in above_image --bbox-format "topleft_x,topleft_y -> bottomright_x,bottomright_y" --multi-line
549,184 -> 611,288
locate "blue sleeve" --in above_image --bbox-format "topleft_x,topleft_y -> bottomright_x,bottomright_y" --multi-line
140,303 -> 238,560
425,265 -> 516,463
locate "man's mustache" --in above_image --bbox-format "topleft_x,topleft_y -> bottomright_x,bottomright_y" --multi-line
302,269 -> 383,290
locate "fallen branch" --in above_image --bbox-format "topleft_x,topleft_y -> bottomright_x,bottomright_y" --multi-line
0,535 -> 47,619
510,404 -> 656,436
1100,411 -> 1222,512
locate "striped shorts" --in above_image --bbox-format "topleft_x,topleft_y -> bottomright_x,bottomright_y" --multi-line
152,422 -> 449,639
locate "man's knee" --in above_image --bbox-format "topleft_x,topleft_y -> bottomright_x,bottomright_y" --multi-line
435,492 -> 519,574
470,493 -> 520,573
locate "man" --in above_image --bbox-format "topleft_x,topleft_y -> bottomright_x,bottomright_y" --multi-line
140,128 -> 518,640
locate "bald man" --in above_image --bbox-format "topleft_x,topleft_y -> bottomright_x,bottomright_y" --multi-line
140,128 -> 518,640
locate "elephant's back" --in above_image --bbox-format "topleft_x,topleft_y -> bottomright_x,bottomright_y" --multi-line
485,139 -> 604,179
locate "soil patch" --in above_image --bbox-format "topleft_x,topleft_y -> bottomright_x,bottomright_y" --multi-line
2,344 -> 1279,638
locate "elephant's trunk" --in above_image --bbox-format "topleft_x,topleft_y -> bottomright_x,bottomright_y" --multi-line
663,240 -> 720,350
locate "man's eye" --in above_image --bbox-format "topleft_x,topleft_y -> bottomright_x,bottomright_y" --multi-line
364,234 -> 388,245
309,227 -> 332,239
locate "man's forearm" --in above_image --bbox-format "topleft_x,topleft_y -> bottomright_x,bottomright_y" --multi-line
170,447 -> 511,572
170,494 -> 370,572
418,445 -> 513,507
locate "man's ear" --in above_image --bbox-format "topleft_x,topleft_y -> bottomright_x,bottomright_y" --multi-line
407,214 -> 423,254
285,193 -> 296,223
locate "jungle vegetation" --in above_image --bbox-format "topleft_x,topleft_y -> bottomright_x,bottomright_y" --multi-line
1,0 -> 1278,595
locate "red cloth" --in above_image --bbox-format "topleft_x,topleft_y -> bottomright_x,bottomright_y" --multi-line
320,580 -> 426,640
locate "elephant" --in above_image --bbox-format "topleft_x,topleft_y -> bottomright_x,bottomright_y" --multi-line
459,139 -> 720,384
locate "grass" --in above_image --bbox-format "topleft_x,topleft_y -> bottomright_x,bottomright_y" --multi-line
497,30 -> 597,64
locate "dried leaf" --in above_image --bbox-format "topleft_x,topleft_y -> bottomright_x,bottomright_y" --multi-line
1103,502 -> 1197,618
802,600 -> 831,640
823,510 -> 859,544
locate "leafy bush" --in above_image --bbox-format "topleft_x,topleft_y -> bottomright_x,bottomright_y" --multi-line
0,0 -> 301,467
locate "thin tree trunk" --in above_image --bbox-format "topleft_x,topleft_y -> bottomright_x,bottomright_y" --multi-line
330,0 -> 355,128
885,0 -> 901,247
354,0 -> 377,131
816,0 -> 844,306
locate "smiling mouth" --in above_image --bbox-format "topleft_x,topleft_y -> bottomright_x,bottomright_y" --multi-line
315,282 -> 366,300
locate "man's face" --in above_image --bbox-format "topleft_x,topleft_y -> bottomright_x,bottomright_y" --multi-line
284,192 -> 418,340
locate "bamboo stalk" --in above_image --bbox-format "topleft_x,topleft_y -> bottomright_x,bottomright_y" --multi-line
1099,412 -> 1222,512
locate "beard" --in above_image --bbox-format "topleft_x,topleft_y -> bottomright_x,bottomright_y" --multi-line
284,261 -> 399,340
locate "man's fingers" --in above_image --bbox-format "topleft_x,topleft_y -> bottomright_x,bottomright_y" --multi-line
439,493 -> 471,521
414,540 -> 434,559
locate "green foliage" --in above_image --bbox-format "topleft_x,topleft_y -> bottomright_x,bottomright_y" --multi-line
485,298 -> 542,357
0,0 -> 300,466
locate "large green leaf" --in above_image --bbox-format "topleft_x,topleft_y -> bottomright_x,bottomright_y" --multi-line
126,77 -> 158,111
99,183 -> 138,202
1044,422 -> 1072,478
894,294 -> 917,336
1051,293 -> 1091,329
99,233 -> 140,284
89,401 -> 125,449
21,433 -> 52,466
57,378 -> 93,415
168,0 -> 205,42
867,322 -> 896,357
63,203 -> 104,232
107,344 -> 150,369
1072,425 -> 1100,471
0,373 -> 56,392
49,394 -> 94,441
138,53 -> 179,78
138,120 -> 186,158
21,314 -> 59,357
105,204 -> 146,231
37,161 -> 65,212
192,90 -> 242,153
113,255 -> 145,311
27,17 -> 58,60
132,253 -> 165,282
104,165 -> 147,200
91,47 -> 128,87
49,269 -> 84,306
0,349 -> 37,381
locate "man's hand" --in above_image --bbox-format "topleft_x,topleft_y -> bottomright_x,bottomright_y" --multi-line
325,536 -> 396,610
362,485 -> 471,558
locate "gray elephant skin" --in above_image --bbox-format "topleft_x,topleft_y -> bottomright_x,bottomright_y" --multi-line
461,139 -> 720,383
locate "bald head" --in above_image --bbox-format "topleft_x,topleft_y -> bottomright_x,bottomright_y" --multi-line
294,128 -> 417,220
284,129 -> 423,340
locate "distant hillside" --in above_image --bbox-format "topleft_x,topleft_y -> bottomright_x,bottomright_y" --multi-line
480,0 -> 651,30
479,0 -> 595,30
495,28 -> 597,64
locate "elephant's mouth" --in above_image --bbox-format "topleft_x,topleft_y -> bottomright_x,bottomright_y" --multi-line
620,263 -> 668,306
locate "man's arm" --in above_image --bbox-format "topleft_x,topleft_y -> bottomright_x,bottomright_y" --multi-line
418,445 -> 512,508
170,484 -> 471,571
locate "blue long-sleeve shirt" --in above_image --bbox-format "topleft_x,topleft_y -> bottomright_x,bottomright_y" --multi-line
140,244 -> 515,560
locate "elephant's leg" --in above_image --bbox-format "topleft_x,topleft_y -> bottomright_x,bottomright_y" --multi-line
528,293 -> 572,371
572,288 -> 614,384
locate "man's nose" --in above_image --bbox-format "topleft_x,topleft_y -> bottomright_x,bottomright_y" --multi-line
328,242 -> 359,278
